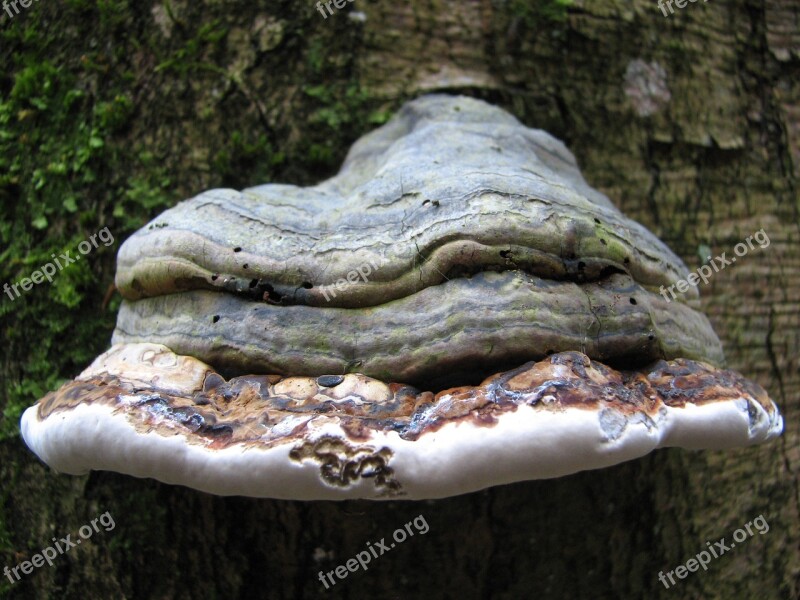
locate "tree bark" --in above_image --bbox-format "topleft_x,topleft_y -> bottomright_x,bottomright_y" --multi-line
0,0 -> 797,598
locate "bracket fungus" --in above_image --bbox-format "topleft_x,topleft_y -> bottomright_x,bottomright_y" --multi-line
21,95 -> 782,500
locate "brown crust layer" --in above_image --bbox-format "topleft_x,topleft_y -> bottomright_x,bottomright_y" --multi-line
35,351 -> 775,450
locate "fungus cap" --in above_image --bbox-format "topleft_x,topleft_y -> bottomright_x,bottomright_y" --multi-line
20,95 -> 783,500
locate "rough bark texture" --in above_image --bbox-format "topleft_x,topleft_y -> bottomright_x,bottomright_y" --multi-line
0,1 -> 797,599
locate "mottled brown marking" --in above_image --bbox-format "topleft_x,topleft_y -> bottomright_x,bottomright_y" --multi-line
30,351 -> 779,451
288,436 -> 402,497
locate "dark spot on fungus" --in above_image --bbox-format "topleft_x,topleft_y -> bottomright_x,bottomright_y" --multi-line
212,315 -> 220,323
630,298 -> 637,305
203,373 -> 226,392
600,265 -> 625,278
317,375 -> 345,388
202,424 -> 234,440
233,247 -> 242,253
261,284 -> 284,304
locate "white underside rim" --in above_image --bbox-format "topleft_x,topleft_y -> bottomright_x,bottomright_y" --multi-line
20,395 -> 783,501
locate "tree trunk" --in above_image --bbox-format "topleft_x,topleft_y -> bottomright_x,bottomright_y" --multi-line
1,0 -> 797,598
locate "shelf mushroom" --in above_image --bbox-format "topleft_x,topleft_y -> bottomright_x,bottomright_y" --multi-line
21,95 -> 783,500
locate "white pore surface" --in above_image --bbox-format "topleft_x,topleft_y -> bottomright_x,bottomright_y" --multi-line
20,393 -> 783,501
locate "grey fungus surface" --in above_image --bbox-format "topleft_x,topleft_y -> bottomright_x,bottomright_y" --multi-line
20,95 -> 784,500
116,94 -> 695,309
112,95 -> 722,380
113,271 -> 723,386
